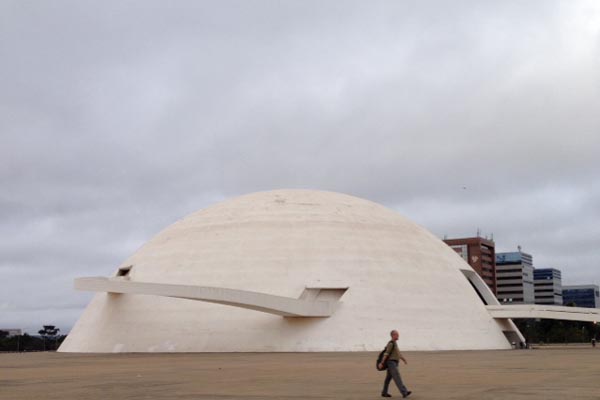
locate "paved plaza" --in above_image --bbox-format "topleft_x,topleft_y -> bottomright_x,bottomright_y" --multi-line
1,347 -> 599,399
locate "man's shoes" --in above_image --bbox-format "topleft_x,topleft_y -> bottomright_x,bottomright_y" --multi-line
402,391 -> 412,398
381,393 -> 392,398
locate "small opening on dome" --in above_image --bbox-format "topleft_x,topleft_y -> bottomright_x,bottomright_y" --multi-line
117,265 -> 132,277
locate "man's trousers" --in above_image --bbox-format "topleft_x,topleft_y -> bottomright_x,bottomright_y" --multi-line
382,360 -> 409,396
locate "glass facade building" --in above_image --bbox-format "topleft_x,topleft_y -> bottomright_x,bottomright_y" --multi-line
562,285 -> 600,308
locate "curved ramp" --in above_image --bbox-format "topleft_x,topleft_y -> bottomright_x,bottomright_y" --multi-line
75,277 -> 347,318
487,304 -> 600,322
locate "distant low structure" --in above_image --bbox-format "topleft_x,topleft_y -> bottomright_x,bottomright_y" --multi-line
0,329 -> 22,337
562,285 -> 600,308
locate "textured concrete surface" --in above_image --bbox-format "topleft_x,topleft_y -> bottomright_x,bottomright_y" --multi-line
2,347 -> 599,399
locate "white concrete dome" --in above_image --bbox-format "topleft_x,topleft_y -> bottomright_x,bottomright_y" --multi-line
60,189 -> 516,352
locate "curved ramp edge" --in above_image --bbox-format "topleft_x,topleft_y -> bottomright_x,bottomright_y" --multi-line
75,277 -> 347,318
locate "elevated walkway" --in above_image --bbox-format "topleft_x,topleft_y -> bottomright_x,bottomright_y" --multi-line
486,304 -> 600,322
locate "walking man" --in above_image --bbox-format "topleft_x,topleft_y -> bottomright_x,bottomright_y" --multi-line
378,330 -> 412,398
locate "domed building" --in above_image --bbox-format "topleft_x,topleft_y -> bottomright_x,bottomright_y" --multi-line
59,190 -> 523,352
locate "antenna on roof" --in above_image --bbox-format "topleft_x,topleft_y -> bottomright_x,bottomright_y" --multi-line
476,227 -> 481,237
517,245 -> 522,252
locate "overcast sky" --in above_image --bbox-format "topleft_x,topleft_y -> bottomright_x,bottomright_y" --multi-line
2,1 -> 599,333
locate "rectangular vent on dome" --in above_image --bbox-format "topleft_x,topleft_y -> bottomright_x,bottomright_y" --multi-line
300,287 -> 348,302
116,265 -> 132,278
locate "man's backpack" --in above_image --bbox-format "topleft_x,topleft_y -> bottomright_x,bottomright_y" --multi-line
376,341 -> 395,371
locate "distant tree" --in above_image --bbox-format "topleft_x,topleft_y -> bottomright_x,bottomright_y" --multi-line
0,330 -> 9,351
514,317 -> 598,345
38,325 -> 61,351
18,333 -> 44,352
